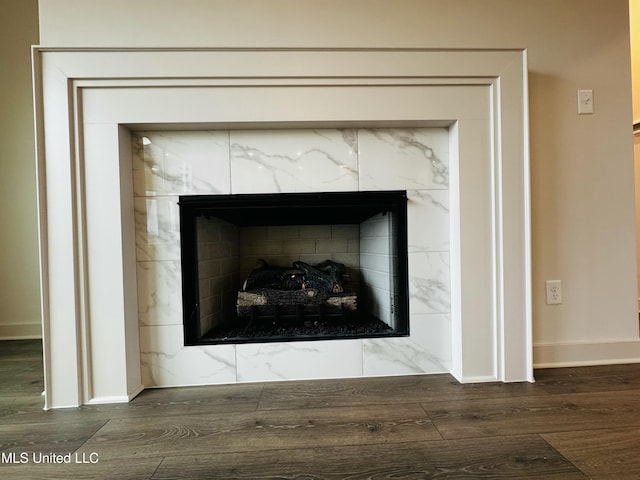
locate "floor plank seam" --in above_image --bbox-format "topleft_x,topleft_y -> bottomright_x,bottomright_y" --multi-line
4,340 -> 640,479
255,399 -> 431,412
418,402 -> 447,441
150,455 -> 169,480
536,433 -> 591,479
69,417 -> 113,455
254,383 -> 266,411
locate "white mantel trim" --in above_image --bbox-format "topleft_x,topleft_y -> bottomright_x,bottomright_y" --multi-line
33,48 -> 532,408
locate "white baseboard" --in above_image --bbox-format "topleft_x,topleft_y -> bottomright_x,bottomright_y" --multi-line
86,383 -> 145,405
457,375 -> 499,384
128,383 -> 145,401
0,323 -> 42,340
534,339 -> 640,369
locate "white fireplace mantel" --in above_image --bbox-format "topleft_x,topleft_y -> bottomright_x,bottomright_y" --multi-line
33,48 -> 531,409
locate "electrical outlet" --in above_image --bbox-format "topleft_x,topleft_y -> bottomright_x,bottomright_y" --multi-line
546,280 -> 563,305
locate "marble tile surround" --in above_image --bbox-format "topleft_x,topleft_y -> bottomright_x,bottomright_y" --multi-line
134,128 -> 452,386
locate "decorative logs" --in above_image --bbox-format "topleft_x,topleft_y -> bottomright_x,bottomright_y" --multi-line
237,259 -> 356,321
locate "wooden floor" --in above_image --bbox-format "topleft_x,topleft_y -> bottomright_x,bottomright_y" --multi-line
2,340 -> 640,479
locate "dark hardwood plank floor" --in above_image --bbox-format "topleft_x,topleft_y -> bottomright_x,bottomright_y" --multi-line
542,427 -> 640,480
152,438 -> 585,479
1,339 -> 639,479
423,389 -> 640,438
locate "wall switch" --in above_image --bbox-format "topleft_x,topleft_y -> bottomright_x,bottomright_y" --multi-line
546,280 -> 563,305
577,89 -> 594,115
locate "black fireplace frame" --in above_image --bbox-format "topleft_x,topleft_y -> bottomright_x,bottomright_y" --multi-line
179,190 -> 410,346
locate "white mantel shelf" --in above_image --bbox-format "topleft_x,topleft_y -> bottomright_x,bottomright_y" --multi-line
33,48 -> 532,409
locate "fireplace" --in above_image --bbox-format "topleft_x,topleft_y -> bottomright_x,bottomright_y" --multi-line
130,123 -> 454,388
33,48 -> 532,409
179,191 -> 409,344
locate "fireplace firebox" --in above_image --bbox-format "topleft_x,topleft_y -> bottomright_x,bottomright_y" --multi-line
179,191 -> 409,345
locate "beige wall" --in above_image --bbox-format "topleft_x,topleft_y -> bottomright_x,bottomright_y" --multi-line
34,0 -> 639,356
631,0 -> 640,308
0,0 -> 40,338
633,1 -> 640,123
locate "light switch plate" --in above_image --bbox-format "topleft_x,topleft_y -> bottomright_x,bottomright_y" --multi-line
577,89 -> 594,115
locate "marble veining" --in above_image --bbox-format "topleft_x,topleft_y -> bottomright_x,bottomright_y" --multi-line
140,325 -> 237,386
407,190 -> 450,252
409,252 -> 451,314
140,349 -> 237,386
134,197 -> 181,262
230,129 -> 358,193
236,340 -> 364,382
364,313 -> 451,375
358,128 -> 449,191
133,126 -> 453,387
136,260 -> 182,326
132,131 -> 230,196
364,340 -> 447,374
